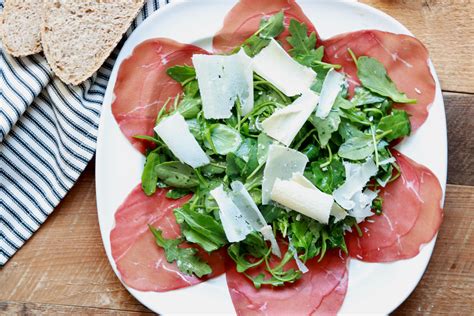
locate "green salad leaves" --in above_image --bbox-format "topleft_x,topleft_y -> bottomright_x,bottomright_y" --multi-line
136,13 -> 416,288
353,54 -> 417,104
149,226 -> 212,277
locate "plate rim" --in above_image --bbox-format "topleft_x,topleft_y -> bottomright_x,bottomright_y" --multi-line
95,1 -> 448,314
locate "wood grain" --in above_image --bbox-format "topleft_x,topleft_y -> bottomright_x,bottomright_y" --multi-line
445,92 -> 474,186
1,1 -> 473,314
361,0 -> 474,94
0,301 -> 152,315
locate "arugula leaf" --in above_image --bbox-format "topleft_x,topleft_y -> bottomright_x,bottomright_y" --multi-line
338,134 -> 375,160
174,205 -> 227,252
243,37 -> 271,57
166,188 -> 191,199
254,249 -> 302,288
242,11 -> 284,57
377,109 -> 411,141
235,138 -> 256,162
334,94 -> 355,110
305,158 -> 345,193
311,110 -> 341,147
351,86 -> 386,106
241,144 -> 259,180
200,162 -> 226,177
177,96 -> 201,119
302,144 -> 320,161
156,161 -> 199,188
325,219 -> 348,253
226,153 -> 246,180
186,118 -> 203,141
310,67 -> 331,94
293,46 -> 325,67
183,80 -> 199,97
251,269 -> 301,289
259,11 -> 285,39
204,124 -> 242,155
338,120 -> 365,141
133,134 -> 163,145
166,65 -> 196,84
261,205 -> 288,223
356,56 -> 416,104
376,163 -> 393,187
149,226 -> 212,277
228,243 -> 265,273
286,19 -> 337,74
287,19 -> 317,56
377,141 -> 390,163
141,149 -> 161,196
257,133 -> 273,164
289,218 -> 320,261
340,107 -> 371,126
372,197 -> 383,214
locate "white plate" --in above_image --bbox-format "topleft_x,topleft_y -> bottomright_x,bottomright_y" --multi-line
96,1 -> 447,314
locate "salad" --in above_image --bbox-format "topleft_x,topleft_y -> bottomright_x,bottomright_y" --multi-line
136,12 -> 414,288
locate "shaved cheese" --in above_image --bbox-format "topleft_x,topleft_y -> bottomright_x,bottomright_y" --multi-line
330,203 -> 348,223
260,225 -> 281,258
262,90 -> 319,146
333,158 -> 377,210
271,173 -> 334,224
262,145 -> 308,204
154,113 -> 209,168
316,68 -> 345,119
230,181 -> 267,229
289,238 -> 308,273
350,189 -> 378,223
210,185 -> 252,242
252,39 -> 316,96
291,172 -> 320,189
231,181 -> 281,257
333,158 -> 378,222
210,182 -> 281,254
379,157 -> 395,165
193,50 -> 253,119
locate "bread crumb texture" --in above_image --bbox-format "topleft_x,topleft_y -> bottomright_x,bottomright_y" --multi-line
42,0 -> 144,85
1,0 -> 43,56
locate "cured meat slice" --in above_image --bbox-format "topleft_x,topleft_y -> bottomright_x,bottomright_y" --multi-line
323,30 -> 436,131
112,39 -> 208,154
213,0 -> 317,53
110,184 -> 225,291
226,246 -> 348,315
313,270 -> 349,316
345,151 -> 421,255
346,150 -> 443,262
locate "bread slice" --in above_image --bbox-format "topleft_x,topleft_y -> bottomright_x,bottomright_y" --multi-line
41,0 -> 144,85
1,0 -> 43,56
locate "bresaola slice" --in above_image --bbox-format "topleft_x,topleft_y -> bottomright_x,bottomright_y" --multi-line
322,30 -> 436,131
110,184 -> 225,291
225,245 -> 348,315
314,270 -> 349,315
112,38 -> 208,154
346,150 -> 443,262
213,0 -> 318,53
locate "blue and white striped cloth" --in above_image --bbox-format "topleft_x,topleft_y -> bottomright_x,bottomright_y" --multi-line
0,0 -> 170,265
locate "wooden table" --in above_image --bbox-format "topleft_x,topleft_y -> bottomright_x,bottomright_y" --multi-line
1,1 -> 473,314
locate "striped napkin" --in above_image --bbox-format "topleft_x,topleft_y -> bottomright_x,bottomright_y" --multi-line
0,0 -> 170,266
